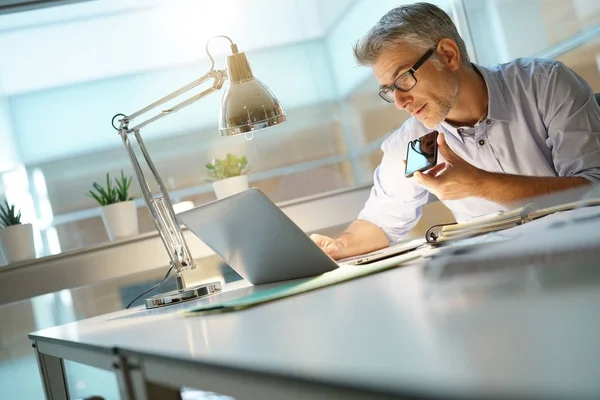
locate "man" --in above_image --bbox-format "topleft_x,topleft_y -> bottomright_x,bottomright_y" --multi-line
311,2 -> 600,260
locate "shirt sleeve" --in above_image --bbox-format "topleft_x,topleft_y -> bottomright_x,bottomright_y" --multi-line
358,128 -> 429,242
541,61 -> 600,184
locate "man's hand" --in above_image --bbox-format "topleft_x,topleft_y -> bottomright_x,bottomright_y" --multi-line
413,132 -> 488,200
310,234 -> 348,260
311,220 -> 389,261
412,132 -> 589,204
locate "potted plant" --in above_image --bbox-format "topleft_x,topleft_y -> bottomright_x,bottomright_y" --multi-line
87,170 -> 139,242
205,154 -> 250,199
0,200 -> 36,264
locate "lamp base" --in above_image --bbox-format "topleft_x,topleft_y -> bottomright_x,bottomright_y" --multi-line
145,282 -> 222,309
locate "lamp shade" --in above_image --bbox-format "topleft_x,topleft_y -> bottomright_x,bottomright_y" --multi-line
219,51 -> 286,137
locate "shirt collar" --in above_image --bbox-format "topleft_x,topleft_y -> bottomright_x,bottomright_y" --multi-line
473,63 -> 511,122
438,121 -> 465,144
427,64 -> 511,143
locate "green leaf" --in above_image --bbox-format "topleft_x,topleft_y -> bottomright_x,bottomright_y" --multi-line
205,154 -> 250,181
92,182 -> 110,200
86,170 -> 135,206
0,199 -> 22,227
87,191 -> 105,206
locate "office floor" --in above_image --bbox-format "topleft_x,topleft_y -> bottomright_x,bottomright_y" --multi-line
0,356 -> 233,399
0,326 -> 121,400
0,259 -> 240,400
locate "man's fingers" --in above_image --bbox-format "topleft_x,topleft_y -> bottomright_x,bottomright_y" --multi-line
437,133 -> 459,163
309,233 -> 330,247
310,234 -> 344,259
414,170 -> 439,189
323,241 -> 344,259
423,162 -> 447,177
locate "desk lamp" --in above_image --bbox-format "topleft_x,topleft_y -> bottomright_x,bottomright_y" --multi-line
112,36 -> 286,309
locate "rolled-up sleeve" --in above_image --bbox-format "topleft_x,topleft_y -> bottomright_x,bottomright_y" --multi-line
542,61 -> 600,184
358,128 -> 429,242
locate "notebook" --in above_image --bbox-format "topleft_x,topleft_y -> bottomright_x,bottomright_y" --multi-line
425,198 -> 600,244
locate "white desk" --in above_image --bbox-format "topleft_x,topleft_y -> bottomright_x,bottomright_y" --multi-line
29,207 -> 600,400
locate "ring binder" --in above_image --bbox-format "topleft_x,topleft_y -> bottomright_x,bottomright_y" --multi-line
425,199 -> 600,244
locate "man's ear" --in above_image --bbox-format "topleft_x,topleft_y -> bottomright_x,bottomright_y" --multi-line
437,38 -> 462,71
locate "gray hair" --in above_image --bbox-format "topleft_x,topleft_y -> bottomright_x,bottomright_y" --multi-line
353,2 -> 470,66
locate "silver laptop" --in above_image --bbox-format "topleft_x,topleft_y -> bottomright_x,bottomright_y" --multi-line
336,238 -> 427,266
177,188 -> 339,285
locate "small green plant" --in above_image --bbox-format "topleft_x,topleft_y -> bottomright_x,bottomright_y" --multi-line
205,154 -> 249,182
87,170 -> 134,206
0,200 -> 22,228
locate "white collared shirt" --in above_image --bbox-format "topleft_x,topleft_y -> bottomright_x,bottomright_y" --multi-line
358,58 -> 600,241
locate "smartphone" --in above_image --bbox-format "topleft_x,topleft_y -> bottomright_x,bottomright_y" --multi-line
404,130 -> 439,178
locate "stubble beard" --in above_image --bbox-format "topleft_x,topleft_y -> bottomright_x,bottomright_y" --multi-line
422,67 -> 459,129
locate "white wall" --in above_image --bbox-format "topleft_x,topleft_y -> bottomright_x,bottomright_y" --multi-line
465,0 -> 550,66
315,0 -> 357,32
492,0 -> 549,61
0,79 -> 20,174
8,39 -> 337,164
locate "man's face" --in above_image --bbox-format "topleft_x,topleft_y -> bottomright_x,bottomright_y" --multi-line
373,43 -> 458,128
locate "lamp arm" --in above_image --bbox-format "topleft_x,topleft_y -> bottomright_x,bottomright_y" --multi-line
120,129 -> 195,280
114,68 -> 227,287
121,69 -> 227,132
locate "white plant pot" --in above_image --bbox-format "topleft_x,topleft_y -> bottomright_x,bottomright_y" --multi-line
212,175 -> 249,199
100,200 -> 139,242
0,223 -> 36,264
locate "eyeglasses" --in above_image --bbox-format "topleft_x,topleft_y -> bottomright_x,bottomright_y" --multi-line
378,46 -> 437,103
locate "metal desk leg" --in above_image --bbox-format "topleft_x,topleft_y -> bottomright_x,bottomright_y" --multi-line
119,356 -> 181,400
33,341 -> 70,400
114,354 -> 135,400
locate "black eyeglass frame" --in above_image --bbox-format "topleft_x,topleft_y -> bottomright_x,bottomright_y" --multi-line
378,46 -> 437,103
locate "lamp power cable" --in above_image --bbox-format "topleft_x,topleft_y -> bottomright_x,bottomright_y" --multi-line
125,265 -> 175,309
